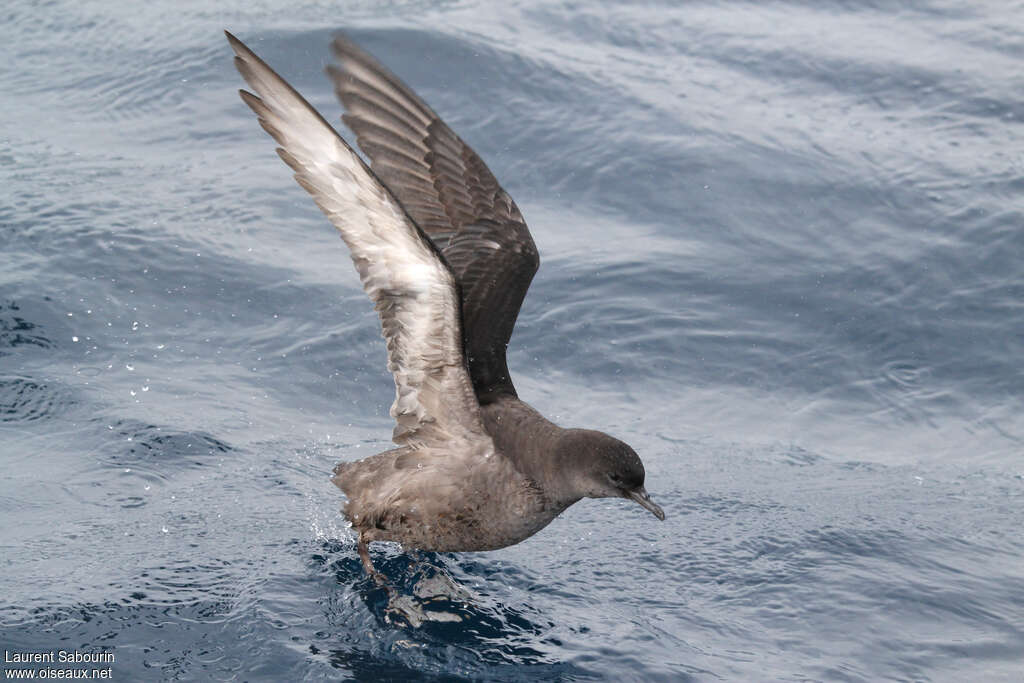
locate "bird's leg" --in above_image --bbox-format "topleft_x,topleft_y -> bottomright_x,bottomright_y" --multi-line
358,535 -> 388,586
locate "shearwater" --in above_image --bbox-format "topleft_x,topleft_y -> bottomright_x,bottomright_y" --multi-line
226,31 -> 664,583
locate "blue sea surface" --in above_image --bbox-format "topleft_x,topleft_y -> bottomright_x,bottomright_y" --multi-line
2,1 -> 1023,680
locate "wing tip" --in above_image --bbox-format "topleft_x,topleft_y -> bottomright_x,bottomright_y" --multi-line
330,32 -> 368,61
224,29 -> 250,57
226,32 -> 267,92
329,32 -> 410,88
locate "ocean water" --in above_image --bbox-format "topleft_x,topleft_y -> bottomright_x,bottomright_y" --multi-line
2,0 -> 1023,680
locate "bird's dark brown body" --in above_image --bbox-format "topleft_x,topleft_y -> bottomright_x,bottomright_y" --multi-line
333,398 -> 576,553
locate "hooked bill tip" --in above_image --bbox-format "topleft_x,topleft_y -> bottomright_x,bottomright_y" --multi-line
626,487 -> 665,521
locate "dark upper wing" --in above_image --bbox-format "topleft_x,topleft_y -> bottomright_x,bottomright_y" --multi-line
226,31 -> 495,453
326,35 -> 539,404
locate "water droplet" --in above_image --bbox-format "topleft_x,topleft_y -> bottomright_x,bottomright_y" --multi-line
72,336 -> 79,342
131,321 -> 139,331
126,364 -> 134,371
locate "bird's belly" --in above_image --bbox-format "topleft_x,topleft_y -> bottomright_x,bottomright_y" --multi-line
367,490 -> 563,552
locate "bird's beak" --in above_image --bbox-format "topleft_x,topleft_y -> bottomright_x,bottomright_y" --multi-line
626,487 -> 665,521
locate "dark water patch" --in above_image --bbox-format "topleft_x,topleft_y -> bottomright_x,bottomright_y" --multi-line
0,375 -> 72,422
0,300 -> 53,355
45,418 -> 237,511
309,541 -> 593,678
131,558 -> 248,612
97,418 -> 233,467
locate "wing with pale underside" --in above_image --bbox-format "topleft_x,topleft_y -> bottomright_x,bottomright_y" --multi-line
226,31 -> 493,450
327,36 -> 539,403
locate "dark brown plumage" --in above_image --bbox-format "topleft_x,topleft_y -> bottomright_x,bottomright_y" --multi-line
327,35 -> 538,403
226,30 -> 663,583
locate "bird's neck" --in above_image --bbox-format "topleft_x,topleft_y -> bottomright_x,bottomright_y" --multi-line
479,397 -> 583,507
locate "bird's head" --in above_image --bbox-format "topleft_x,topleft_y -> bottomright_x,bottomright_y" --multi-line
557,429 -> 665,520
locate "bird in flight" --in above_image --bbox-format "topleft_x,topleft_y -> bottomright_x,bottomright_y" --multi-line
226,31 -> 663,583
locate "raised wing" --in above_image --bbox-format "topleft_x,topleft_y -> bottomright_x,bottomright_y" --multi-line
327,35 -> 539,404
226,31 -> 492,450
